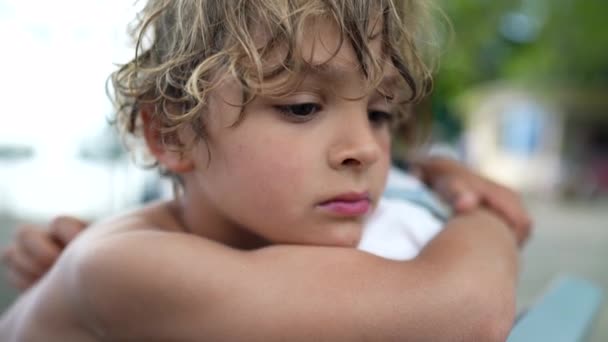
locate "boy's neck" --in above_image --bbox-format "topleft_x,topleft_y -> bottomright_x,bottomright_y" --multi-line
167,197 -> 270,250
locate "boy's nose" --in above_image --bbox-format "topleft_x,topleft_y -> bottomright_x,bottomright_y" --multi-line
328,115 -> 381,171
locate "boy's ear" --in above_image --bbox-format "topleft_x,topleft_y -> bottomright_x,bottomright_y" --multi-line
141,107 -> 194,173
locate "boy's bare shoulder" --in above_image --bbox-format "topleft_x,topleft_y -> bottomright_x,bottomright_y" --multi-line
63,201 -> 243,339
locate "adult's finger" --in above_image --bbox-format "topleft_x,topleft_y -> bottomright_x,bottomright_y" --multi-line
5,267 -> 34,291
482,185 -> 533,245
3,244 -> 45,280
49,216 -> 88,247
17,225 -> 61,269
433,177 -> 481,213
1,245 -> 14,264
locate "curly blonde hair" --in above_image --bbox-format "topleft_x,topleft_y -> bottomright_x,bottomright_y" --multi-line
110,0 -> 437,161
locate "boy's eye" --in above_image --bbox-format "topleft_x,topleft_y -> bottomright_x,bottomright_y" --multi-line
368,110 -> 395,127
275,103 -> 321,120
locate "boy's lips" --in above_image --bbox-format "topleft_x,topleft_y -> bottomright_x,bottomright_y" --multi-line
318,192 -> 371,217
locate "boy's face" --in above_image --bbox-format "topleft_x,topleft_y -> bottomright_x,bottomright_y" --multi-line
177,21 -> 397,247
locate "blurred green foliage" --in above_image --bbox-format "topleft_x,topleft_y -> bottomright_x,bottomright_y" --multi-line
435,0 -> 608,99
425,0 -> 608,141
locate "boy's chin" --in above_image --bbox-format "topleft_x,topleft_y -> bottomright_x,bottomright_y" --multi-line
290,222 -> 365,248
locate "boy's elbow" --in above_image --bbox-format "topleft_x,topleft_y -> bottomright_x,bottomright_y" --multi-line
468,288 -> 516,342
475,312 -> 515,342
435,271 -> 516,341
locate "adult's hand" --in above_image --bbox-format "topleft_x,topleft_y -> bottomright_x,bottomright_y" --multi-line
415,157 -> 532,246
2,216 -> 87,291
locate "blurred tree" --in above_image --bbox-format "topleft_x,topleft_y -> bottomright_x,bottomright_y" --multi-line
428,0 -> 608,139
436,0 -> 608,94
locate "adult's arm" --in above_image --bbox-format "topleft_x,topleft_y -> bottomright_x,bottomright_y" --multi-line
1,216 -> 86,290
413,156 -> 532,245
68,209 -> 518,341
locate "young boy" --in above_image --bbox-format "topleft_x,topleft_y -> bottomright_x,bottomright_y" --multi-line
0,1 -> 529,340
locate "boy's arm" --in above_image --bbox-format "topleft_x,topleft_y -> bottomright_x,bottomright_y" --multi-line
68,209 -> 518,341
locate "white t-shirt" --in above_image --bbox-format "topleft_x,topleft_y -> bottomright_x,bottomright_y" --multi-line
358,168 -> 448,261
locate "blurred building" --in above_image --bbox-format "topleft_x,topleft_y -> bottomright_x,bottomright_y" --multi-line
456,83 -> 608,198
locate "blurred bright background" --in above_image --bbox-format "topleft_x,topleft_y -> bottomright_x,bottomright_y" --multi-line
0,0 -> 607,339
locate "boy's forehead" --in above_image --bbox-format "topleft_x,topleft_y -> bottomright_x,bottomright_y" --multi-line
242,13 -> 404,96
298,20 -> 400,87
257,18 -> 392,81
298,19 -> 384,69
